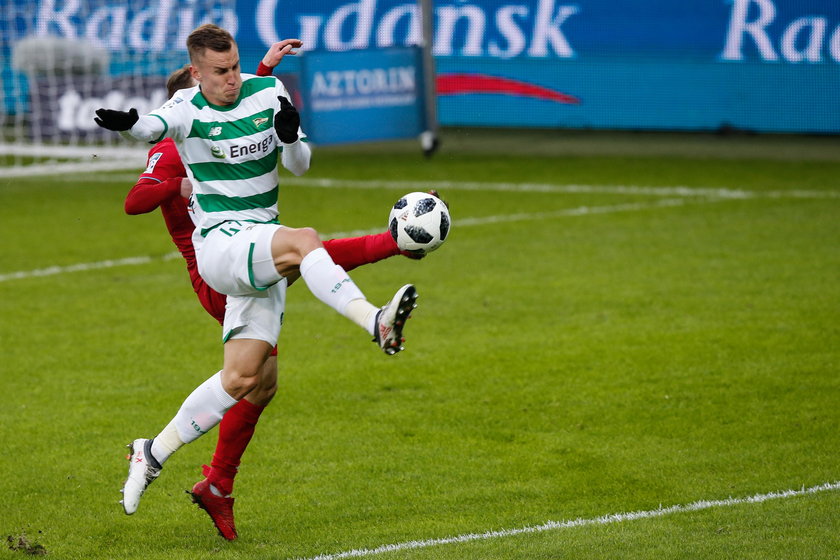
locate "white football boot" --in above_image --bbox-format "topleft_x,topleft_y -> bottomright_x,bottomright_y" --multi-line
120,438 -> 162,515
375,284 -> 418,355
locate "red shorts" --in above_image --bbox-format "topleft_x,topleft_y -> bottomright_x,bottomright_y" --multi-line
195,278 -> 279,357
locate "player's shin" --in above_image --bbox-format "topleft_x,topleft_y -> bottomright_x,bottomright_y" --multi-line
151,371 -> 238,464
299,247 -> 378,334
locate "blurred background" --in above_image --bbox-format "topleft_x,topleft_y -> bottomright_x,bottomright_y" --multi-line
1,0 -> 839,164
2,4 -> 839,557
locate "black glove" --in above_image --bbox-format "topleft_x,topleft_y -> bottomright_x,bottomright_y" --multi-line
94,108 -> 139,131
274,96 -> 299,143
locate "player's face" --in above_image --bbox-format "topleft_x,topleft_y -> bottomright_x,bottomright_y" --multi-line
190,46 -> 242,106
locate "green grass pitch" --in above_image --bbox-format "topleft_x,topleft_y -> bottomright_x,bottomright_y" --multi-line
1,130 -> 839,559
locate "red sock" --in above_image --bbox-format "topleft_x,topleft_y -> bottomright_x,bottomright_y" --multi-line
323,232 -> 400,272
207,399 -> 265,495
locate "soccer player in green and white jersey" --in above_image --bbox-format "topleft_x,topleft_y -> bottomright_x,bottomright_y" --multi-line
94,24 -> 419,521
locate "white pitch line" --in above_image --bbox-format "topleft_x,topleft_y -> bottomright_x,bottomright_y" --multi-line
0,252 -> 183,283
295,481 -> 840,560
0,199 -> 691,283
282,177 -> 839,200
326,198 -> 691,239
31,172 -> 840,200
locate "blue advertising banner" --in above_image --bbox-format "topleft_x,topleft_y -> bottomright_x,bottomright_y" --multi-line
298,47 -> 426,144
5,0 -> 840,134
244,0 -> 840,133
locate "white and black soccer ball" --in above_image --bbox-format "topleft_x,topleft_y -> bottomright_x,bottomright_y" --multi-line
388,191 -> 451,254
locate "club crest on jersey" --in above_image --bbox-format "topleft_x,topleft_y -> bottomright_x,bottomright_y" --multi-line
208,126 -> 223,137
252,117 -> 269,128
210,145 -> 226,159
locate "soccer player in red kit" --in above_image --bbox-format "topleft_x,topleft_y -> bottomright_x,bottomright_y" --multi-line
124,39 -> 411,540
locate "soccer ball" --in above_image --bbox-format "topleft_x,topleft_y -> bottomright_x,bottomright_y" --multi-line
388,191 -> 451,254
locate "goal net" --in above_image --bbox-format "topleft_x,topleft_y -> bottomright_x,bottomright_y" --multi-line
0,0 -> 236,176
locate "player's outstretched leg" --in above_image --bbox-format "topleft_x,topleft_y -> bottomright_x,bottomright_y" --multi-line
189,465 -> 237,540
374,284 -> 418,355
121,438 -> 162,515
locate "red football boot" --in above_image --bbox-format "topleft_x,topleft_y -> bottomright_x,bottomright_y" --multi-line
189,465 -> 237,541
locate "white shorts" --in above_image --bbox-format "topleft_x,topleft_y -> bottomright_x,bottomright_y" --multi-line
197,222 -> 287,345
198,221 -> 284,296
223,279 -> 287,345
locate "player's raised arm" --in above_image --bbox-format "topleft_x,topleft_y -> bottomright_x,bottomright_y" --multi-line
256,39 -> 302,76
94,106 -> 171,143
94,108 -> 138,132
276,93 -> 310,176
96,88 -> 191,144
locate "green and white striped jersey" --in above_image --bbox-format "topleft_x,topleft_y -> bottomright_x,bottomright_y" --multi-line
136,74 -> 306,236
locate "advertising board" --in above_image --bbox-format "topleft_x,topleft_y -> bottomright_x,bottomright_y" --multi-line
7,0 -> 840,134
299,47 -> 426,144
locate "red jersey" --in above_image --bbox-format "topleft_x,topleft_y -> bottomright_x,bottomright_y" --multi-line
126,138 -> 203,291
126,138 -> 228,324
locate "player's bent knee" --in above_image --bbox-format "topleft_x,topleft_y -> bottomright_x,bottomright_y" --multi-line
248,382 -> 277,407
221,367 -> 261,400
248,355 -> 279,405
293,227 -> 322,255
271,227 -> 323,272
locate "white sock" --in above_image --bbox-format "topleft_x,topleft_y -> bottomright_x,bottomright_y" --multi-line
150,371 -> 237,464
300,248 -> 377,325
344,298 -> 379,336
149,419 -> 183,465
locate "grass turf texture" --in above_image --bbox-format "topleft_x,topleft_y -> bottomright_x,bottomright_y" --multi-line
0,129 -> 838,559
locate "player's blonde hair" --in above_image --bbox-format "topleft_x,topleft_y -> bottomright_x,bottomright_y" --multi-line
187,24 -> 236,63
166,64 -> 195,98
